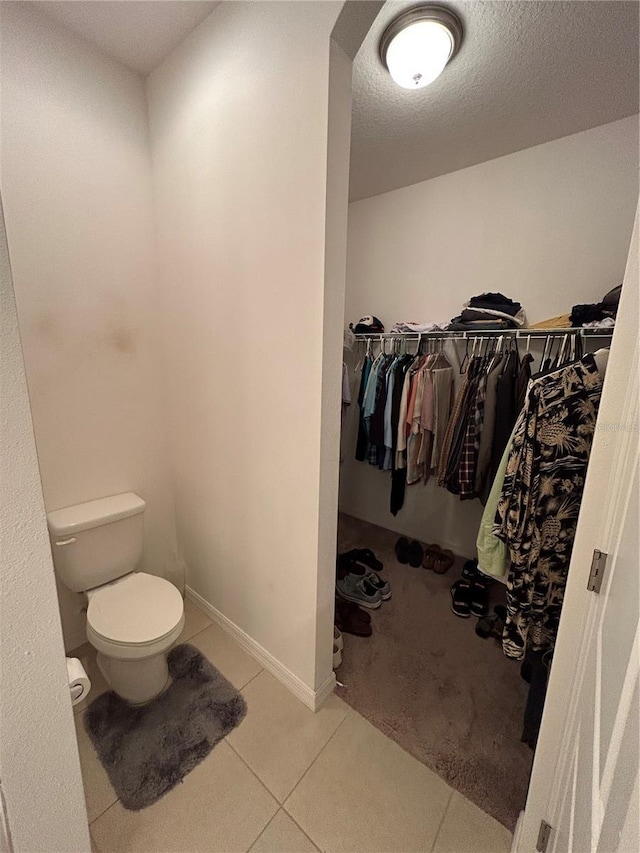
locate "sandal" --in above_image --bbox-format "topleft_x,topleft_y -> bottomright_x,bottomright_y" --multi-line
433,548 -> 454,574
450,580 -> 472,618
341,548 -> 383,572
336,553 -> 364,579
422,544 -> 441,570
395,537 -> 411,564
469,582 -> 489,617
461,558 -> 479,580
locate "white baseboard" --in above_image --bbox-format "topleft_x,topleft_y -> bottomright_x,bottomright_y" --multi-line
511,810 -> 525,852
185,586 -> 336,712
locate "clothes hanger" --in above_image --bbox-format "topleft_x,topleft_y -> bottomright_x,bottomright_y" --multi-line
459,333 -> 471,374
540,335 -> 550,367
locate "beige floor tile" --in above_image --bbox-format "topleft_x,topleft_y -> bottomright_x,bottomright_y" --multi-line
227,671 -> 349,802
178,598 -> 212,643
250,810 -> 318,852
91,740 -> 278,853
432,792 -> 513,853
69,642 -> 109,715
285,711 -> 453,853
189,622 -> 263,689
74,715 -> 118,824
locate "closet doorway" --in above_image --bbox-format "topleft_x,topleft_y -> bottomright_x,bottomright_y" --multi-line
330,0 -> 639,839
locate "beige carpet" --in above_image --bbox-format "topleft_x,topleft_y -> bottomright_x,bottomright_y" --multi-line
337,513 -> 533,831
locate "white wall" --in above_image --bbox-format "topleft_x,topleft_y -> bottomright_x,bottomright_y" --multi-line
340,117 -> 639,554
0,2 -> 180,650
147,1 -> 343,695
0,198 -> 90,852
315,38 -> 354,688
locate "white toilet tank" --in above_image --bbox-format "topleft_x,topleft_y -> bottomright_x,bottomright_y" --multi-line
47,493 -> 146,592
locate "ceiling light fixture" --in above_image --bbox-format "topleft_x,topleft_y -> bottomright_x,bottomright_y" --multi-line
379,5 -> 463,90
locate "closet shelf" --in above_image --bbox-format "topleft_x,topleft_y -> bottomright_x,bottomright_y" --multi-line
353,327 -> 614,340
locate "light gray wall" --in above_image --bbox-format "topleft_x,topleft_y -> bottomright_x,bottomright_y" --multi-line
0,196 -> 90,851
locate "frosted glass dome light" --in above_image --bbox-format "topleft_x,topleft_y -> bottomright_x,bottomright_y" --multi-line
379,6 -> 463,90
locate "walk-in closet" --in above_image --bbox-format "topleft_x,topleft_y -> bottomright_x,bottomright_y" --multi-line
332,0 -> 639,834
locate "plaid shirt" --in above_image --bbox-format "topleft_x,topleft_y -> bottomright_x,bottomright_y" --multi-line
458,370 -> 488,497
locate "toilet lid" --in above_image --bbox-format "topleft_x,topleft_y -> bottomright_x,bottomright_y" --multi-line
87,573 -> 184,645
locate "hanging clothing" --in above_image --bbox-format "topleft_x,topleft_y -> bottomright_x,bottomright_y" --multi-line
390,355 -> 413,515
430,363 -> 454,472
494,354 -> 603,660
355,356 -> 372,462
515,353 -> 534,413
476,420 -> 517,578
488,350 -> 518,485
474,352 -> 506,501
440,357 -> 483,493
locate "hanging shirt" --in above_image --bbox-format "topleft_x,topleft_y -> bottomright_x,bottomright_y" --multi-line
383,359 -> 398,470
494,354 -> 603,660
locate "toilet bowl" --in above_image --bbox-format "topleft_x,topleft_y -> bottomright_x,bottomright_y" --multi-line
47,492 -> 185,705
86,572 -> 185,704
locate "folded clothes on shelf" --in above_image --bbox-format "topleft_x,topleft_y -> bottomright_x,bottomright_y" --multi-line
447,291 -> 526,331
389,321 -> 447,333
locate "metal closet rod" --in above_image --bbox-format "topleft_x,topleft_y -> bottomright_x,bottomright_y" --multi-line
353,328 -> 614,341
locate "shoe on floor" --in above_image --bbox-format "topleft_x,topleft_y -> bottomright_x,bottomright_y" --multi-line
475,609 -> 506,639
336,573 -> 382,609
334,600 -> 373,637
341,547 -> 384,572
337,552 -> 365,579
334,626 -> 344,651
363,571 -> 391,601
335,597 -> 372,624
433,548 -> 455,574
333,643 -> 342,669
469,582 -> 489,617
450,579 -> 472,618
461,558 -> 479,580
422,544 -> 441,570
395,536 -> 411,564
407,540 -> 424,568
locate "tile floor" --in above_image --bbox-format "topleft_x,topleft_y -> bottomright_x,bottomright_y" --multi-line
72,599 -> 513,853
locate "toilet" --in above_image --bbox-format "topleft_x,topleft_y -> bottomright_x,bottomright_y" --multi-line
47,492 -> 184,705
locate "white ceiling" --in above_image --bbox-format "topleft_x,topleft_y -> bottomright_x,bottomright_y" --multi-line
33,1 -> 219,75
30,1 -> 639,201
351,1 -> 640,200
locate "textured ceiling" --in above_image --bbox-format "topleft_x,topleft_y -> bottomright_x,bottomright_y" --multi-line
350,1 -> 640,200
32,1 -> 219,75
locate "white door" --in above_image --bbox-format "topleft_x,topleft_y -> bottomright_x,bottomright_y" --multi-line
515,207 -> 639,853
550,377 -> 638,853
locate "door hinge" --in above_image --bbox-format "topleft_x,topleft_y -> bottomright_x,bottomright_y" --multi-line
587,549 -> 608,593
536,819 -> 553,853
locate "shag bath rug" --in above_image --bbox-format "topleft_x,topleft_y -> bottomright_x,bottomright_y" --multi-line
83,644 -> 247,810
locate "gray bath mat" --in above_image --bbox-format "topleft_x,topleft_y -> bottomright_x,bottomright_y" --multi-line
83,643 -> 247,810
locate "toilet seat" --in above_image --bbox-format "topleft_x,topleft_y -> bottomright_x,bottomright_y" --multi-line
87,572 -> 184,652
